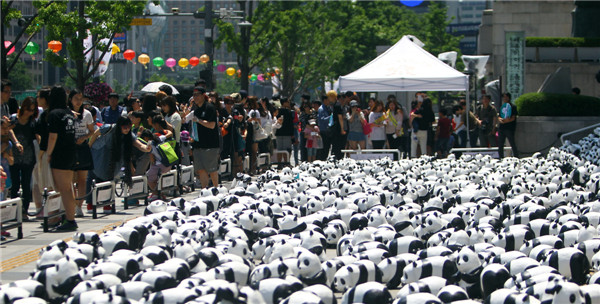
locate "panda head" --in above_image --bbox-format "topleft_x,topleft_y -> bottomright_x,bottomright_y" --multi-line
297,252 -> 322,279
333,265 -> 357,292
456,247 -> 482,274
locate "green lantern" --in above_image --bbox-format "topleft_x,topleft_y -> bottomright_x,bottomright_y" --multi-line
25,41 -> 40,59
152,57 -> 165,70
250,73 -> 258,82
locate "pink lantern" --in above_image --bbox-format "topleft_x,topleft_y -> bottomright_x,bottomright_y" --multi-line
166,58 -> 176,71
257,74 -> 264,81
4,41 -> 15,55
217,64 -> 227,73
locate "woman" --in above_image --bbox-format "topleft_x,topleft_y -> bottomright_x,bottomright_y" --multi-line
246,96 -> 262,174
422,98 -> 436,156
69,89 -> 95,217
385,99 -> 404,160
161,96 -> 182,152
259,97 -> 274,155
298,102 -> 313,162
347,100 -> 367,150
32,87 -> 52,216
368,100 -> 386,149
46,85 -> 78,231
10,97 -> 38,219
219,96 -> 235,161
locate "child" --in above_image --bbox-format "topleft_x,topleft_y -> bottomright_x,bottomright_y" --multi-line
436,108 -> 452,158
304,119 -> 321,163
146,116 -> 174,201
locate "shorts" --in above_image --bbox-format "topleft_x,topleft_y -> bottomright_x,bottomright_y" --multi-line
307,148 -> 317,157
276,136 -> 292,151
192,148 -> 220,173
50,149 -> 76,170
347,131 -> 366,142
146,163 -> 171,184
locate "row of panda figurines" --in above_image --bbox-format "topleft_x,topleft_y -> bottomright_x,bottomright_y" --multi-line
2,145 -> 600,304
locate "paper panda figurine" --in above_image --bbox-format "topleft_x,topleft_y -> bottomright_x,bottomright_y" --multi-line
303,284 -> 337,304
401,256 -> 459,285
543,247 -> 589,285
341,282 -> 392,304
145,287 -> 199,304
333,260 -> 382,292
131,270 -> 177,292
479,264 -> 511,299
256,278 -> 303,304
324,220 -> 347,247
455,247 -> 483,299
280,290 -> 325,304
297,251 -> 327,286
378,254 -> 419,289
4,280 -> 48,301
107,281 -> 154,302
436,285 -> 468,303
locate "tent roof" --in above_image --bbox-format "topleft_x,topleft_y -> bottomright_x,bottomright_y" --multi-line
338,36 -> 468,92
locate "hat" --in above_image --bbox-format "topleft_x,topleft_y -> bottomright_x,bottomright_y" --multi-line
108,92 -> 119,99
350,100 -> 359,107
230,92 -> 241,101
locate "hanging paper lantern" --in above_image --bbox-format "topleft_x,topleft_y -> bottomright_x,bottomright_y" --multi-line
111,43 -> 120,55
274,67 -> 280,75
152,57 -> 165,69
166,58 -> 176,71
123,49 -> 136,61
24,42 -> 40,58
213,60 -> 218,67
4,41 -> 15,55
226,67 -> 236,76
199,54 -> 209,64
217,64 -> 227,73
189,56 -> 200,67
250,74 -> 257,81
237,69 -> 241,78
178,58 -> 189,69
257,74 -> 264,82
48,40 -> 62,53
138,54 -> 150,69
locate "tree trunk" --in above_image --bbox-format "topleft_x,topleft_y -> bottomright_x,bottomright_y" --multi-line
1,3 -> 8,80
75,1 -> 86,91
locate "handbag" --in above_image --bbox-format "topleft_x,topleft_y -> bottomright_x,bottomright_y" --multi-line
362,120 -> 372,135
253,122 -> 269,141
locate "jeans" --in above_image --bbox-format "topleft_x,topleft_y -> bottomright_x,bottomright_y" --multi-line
10,163 -> 34,214
317,132 -> 332,161
498,128 -> 518,158
331,133 -> 347,160
457,130 -> 467,148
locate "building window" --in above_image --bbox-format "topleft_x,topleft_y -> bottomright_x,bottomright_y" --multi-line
173,33 -> 178,39
191,20 -> 195,25
173,21 -> 178,25
182,33 -> 187,39
183,41 -> 187,46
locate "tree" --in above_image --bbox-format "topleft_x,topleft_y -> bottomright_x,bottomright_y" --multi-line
1,0 -> 52,79
36,1 -> 145,91
6,54 -> 33,91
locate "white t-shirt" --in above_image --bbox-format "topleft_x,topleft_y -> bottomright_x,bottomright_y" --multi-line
74,109 -> 93,140
454,114 -> 465,132
166,112 -> 182,142
369,112 -> 386,141
259,112 -> 273,137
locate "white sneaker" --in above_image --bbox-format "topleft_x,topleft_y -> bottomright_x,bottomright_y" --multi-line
75,206 -> 84,218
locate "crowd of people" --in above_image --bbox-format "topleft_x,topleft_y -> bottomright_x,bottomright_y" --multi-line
0,77 -> 519,234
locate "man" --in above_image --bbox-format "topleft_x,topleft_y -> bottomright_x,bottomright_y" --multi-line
475,95 -> 498,148
331,91 -> 350,160
101,93 -> 124,124
317,91 -> 335,161
274,97 -> 294,168
498,92 -> 519,158
188,87 -> 220,188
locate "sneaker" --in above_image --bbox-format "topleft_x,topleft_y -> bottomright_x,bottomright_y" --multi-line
75,206 -> 84,218
86,204 -> 95,214
1,230 -> 10,237
103,206 -> 112,214
54,220 -> 78,232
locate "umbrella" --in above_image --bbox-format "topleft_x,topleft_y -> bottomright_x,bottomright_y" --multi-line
140,82 -> 179,95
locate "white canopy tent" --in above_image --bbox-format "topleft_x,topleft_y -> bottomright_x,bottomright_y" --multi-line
338,35 -> 468,92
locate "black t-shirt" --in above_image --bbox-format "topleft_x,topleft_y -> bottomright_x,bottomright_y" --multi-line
192,101 -> 219,148
331,102 -> 346,135
47,108 -> 76,157
35,111 -> 50,151
275,107 -> 294,137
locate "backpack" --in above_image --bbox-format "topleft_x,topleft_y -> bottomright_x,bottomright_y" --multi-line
155,138 -> 179,167
90,124 -> 116,181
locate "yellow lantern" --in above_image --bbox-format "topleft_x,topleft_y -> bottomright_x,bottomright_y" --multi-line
138,54 -> 150,68
226,67 -> 236,76
200,54 -> 210,64
111,43 -> 120,55
178,58 -> 189,68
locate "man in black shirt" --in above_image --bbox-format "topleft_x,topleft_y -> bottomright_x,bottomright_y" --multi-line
190,87 -> 220,188
275,97 -> 294,167
331,91 -> 350,160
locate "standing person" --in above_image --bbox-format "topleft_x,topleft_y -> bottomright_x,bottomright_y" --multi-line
101,93 -> 124,124
46,85 -> 78,231
453,104 -> 467,148
435,108 -> 452,158
330,92 -> 350,160
385,98 -> 404,159
410,99 -> 425,157
498,92 -> 519,158
298,102 -> 315,162
458,100 -> 480,148
274,97 -> 294,168
160,96 -> 182,158
421,98 -> 436,155
304,119 -> 321,163
369,100 -> 387,149
347,100 -> 367,150
10,98 -> 38,218
317,91 -> 335,160
476,95 -> 498,148
246,96 -> 261,174
1,79 -> 23,154
32,87 -> 53,216
184,87 -> 220,188
69,89 -> 95,218
257,98 -> 273,155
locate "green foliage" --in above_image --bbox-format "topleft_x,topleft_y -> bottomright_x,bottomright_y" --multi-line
526,37 -> 600,47
148,73 -> 176,84
112,78 -> 132,95
216,76 -> 241,97
6,55 -> 33,91
215,1 -> 461,98
515,92 -> 600,116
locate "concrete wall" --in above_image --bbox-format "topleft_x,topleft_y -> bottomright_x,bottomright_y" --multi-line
515,116 -> 600,156
525,62 -> 600,98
